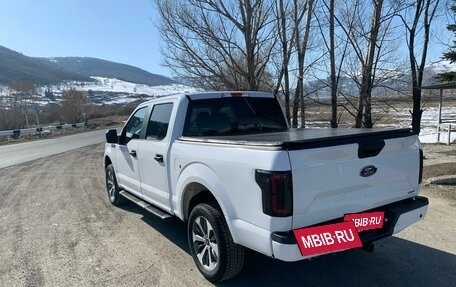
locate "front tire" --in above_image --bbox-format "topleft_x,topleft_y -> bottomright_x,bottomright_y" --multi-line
105,164 -> 125,206
188,203 -> 244,282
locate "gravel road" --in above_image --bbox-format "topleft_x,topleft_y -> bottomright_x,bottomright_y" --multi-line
0,129 -> 108,169
0,142 -> 455,287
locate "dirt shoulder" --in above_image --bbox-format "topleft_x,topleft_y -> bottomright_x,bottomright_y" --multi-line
422,143 -> 456,167
421,143 -> 456,204
422,143 -> 456,180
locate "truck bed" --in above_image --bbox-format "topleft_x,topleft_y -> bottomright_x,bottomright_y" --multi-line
179,128 -> 414,149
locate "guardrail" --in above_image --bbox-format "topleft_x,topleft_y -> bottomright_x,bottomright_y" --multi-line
0,122 -> 87,139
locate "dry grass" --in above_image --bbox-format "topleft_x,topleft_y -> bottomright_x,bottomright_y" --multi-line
301,92 -> 456,128
86,115 -> 127,129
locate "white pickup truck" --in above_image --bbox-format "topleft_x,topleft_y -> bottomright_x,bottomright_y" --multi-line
104,91 -> 428,282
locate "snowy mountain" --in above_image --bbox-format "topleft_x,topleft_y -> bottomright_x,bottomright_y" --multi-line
47,57 -> 176,86
0,45 -> 197,106
0,45 -> 176,87
425,60 -> 456,74
303,60 -> 456,98
0,45 -> 91,85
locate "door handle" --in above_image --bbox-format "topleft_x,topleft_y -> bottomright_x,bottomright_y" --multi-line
154,154 -> 164,163
129,150 -> 137,157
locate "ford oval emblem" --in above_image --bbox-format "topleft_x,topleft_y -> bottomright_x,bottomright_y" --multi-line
360,165 -> 377,177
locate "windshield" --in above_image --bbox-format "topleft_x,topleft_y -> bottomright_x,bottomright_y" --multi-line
183,97 -> 288,137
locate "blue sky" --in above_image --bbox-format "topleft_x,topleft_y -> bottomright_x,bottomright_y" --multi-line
0,0 -> 169,76
0,0 -> 452,80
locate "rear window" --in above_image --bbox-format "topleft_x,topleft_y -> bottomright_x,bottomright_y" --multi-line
183,97 -> 288,137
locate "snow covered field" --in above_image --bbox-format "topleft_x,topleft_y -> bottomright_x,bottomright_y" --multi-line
366,106 -> 456,144
305,105 -> 456,144
418,107 -> 456,144
45,77 -> 200,105
69,77 -> 198,98
0,77 -> 200,105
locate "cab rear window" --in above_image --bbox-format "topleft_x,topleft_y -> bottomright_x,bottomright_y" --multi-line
183,97 -> 287,137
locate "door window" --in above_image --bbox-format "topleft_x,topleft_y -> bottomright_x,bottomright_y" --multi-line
123,107 -> 147,143
146,103 -> 174,140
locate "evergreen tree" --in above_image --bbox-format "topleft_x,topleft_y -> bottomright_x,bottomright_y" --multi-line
438,2 -> 456,82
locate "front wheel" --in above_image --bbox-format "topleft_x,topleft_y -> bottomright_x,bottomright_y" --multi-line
188,203 -> 244,282
105,164 -> 125,206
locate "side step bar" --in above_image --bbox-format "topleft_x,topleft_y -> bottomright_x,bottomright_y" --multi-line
119,190 -> 173,220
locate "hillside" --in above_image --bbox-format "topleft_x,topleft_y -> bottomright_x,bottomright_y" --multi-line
49,57 -> 176,86
0,45 -> 176,86
0,46 -> 91,85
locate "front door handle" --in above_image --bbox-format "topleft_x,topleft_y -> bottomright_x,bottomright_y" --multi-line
129,150 -> 137,157
154,154 -> 164,163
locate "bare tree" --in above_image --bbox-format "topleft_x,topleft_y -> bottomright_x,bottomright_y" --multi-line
315,0 -> 341,127
397,0 -> 441,134
154,0 -> 275,90
328,0 -> 337,128
291,0 -> 315,128
312,0 -> 354,128
272,0 -> 316,126
273,0 -> 295,122
0,81 -> 37,129
357,0 -> 384,128
335,0 -> 401,128
59,88 -> 87,123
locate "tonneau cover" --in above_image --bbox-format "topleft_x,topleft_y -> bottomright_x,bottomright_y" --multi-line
179,128 -> 414,149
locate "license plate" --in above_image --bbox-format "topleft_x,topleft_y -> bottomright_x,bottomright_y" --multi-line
344,211 -> 385,232
293,221 -> 362,256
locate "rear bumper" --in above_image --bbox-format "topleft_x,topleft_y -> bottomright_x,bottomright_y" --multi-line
271,196 -> 429,262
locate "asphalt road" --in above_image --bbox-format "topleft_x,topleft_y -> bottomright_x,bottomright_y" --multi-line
0,142 -> 455,286
0,129 -> 108,169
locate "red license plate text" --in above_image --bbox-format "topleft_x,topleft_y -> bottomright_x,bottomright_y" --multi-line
344,211 -> 385,232
293,221 -> 362,256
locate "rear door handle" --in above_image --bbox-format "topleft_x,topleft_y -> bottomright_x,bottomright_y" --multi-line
129,150 -> 137,157
154,154 -> 163,163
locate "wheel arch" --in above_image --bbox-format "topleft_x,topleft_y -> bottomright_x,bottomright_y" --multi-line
175,163 -> 234,222
104,155 -> 112,168
182,183 -> 222,220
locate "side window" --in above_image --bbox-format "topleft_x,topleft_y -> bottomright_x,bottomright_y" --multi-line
124,107 -> 147,143
146,103 -> 173,140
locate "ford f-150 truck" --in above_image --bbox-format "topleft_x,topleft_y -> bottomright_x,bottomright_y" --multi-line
103,91 -> 428,282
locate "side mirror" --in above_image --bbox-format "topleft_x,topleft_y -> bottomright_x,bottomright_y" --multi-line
106,129 -> 118,144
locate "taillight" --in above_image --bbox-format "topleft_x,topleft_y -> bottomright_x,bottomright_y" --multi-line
255,170 -> 293,217
419,149 -> 423,184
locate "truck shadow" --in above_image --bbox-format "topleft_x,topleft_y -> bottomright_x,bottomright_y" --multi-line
227,239 -> 456,287
120,204 -> 455,287
119,203 -> 190,252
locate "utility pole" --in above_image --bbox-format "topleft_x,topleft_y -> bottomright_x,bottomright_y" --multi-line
24,111 -> 29,128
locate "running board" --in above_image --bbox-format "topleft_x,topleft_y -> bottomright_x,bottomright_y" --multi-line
119,190 -> 172,220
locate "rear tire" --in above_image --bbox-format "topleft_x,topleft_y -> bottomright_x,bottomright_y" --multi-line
188,203 -> 244,282
105,164 -> 125,206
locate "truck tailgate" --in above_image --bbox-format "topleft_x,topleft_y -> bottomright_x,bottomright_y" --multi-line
289,134 -> 420,229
